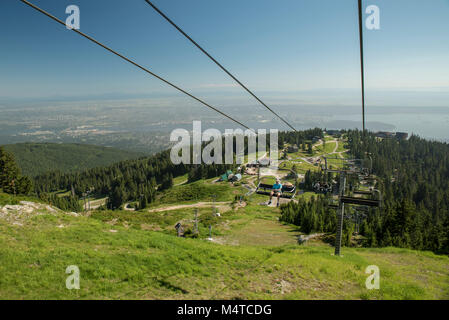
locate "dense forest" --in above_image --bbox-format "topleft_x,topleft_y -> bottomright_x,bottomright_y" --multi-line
33,149 -> 236,211
2,128 -> 449,253
32,129 -> 324,211
278,127 -> 323,147
3,143 -> 144,176
281,130 -> 449,254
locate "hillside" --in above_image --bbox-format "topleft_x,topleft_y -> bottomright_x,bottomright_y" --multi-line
30,130 -> 449,253
2,130 -> 448,299
0,189 -> 448,300
2,143 -> 145,176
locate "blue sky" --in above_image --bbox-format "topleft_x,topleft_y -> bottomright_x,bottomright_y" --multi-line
1,0 -> 448,107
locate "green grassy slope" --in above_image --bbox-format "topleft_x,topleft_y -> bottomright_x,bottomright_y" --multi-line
2,143 -> 145,176
1,135 -> 448,300
0,192 -> 45,207
0,210 -> 447,300
0,186 -> 448,300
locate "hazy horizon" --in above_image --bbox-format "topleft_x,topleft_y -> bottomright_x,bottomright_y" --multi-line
1,0 -> 448,145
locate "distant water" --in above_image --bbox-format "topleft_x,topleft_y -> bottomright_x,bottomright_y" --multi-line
171,105 -> 449,142
270,105 -> 449,142
328,107 -> 449,142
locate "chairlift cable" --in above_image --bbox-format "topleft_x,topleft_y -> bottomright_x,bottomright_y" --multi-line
19,0 -> 253,131
144,0 -> 298,132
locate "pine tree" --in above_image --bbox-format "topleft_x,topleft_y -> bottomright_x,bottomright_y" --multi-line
0,147 -> 32,195
139,194 -> 148,209
307,143 -> 313,154
382,230 -> 393,247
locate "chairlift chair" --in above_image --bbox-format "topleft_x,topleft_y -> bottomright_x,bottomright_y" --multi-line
313,181 -> 332,194
340,188 -> 382,208
256,181 -> 297,199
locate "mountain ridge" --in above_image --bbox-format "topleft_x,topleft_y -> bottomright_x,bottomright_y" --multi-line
2,142 -> 145,176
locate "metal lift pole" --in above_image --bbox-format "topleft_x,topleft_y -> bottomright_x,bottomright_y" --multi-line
334,172 -> 347,256
358,0 -> 366,132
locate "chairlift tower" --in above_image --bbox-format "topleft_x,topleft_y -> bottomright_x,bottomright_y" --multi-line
323,156 -> 381,256
334,172 -> 346,256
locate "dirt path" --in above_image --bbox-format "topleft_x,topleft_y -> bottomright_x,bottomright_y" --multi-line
308,140 -> 344,161
332,140 -> 339,153
148,201 -> 231,213
174,180 -> 188,186
309,138 -> 324,150
259,166 -> 289,180
244,152 -> 268,166
83,197 -> 107,211
328,140 -> 349,159
212,215 -> 302,246
123,203 -> 135,211
242,176 -> 257,196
